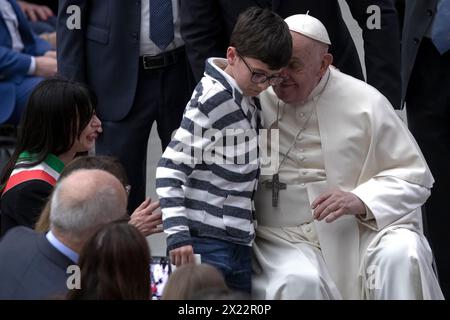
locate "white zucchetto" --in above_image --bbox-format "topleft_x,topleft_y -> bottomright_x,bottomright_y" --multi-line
285,14 -> 332,45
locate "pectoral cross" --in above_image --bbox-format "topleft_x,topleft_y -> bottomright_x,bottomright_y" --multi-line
263,173 -> 286,207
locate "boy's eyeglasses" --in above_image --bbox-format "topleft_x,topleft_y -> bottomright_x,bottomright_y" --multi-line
238,54 -> 285,86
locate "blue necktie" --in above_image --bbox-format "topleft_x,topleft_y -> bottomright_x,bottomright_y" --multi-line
149,0 -> 174,50
431,0 -> 450,54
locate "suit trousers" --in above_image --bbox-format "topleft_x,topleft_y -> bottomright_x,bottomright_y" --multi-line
406,37 -> 450,298
96,51 -> 194,212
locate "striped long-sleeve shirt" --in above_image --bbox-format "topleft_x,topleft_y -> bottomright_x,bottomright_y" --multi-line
156,58 -> 262,251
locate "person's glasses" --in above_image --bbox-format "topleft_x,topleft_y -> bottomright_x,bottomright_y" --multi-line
238,54 -> 284,86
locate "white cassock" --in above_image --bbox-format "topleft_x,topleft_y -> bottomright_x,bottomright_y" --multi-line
252,67 -> 444,300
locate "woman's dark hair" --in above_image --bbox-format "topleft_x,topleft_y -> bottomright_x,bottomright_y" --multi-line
230,7 -> 292,70
34,156 -> 129,233
67,222 -> 151,300
0,78 -> 96,187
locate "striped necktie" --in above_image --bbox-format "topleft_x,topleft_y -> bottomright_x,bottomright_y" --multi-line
149,0 -> 174,50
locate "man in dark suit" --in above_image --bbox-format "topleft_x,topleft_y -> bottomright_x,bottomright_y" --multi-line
400,0 -> 450,298
57,1 -> 194,212
180,0 -> 401,108
0,0 -> 56,125
0,169 -> 128,299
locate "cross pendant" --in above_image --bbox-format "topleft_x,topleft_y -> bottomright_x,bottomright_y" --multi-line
264,173 -> 286,207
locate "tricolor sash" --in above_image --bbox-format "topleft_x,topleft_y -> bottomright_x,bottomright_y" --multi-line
1,152 -> 64,196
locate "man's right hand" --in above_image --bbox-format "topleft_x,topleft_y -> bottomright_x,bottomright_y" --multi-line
169,245 -> 195,267
17,1 -> 54,22
34,56 -> 57,77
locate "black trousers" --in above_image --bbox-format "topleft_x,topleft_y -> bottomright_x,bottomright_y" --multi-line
96,48 -> 194,212
406,38 -> 450,299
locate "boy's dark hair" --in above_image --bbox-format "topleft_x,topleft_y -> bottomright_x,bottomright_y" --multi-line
230,7 -> 292,70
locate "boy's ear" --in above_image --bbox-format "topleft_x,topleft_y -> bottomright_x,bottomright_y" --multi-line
226,46 -> 238,65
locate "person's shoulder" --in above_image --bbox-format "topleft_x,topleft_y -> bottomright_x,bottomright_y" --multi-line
330,67 -> 391,108
2,178 -> 53,204
1,178 -> 52,216
7,178 -> 53,193
188,76 -> 235,116
0,227 -> 40,269
0,226 -> 39,246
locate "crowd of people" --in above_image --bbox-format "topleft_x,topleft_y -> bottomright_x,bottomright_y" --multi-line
0,0 -> 448,300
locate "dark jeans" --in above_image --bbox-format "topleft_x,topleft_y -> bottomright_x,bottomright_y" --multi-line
406,38 -> 450,299
192,236 -> 252,294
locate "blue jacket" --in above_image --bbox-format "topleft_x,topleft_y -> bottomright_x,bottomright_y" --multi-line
0,0 -> 51,123
0,227 -> 73,299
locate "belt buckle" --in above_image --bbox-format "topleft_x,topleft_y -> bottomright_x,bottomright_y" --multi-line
142,51 -> 176,70
143,55 -> 158,70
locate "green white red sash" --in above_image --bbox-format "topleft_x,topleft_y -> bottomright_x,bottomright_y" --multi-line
1,152 -> 64,196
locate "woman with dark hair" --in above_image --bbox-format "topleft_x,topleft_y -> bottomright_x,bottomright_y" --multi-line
0,78 -> 102,235
34,155 -> 163,236
66,222 -> 151,300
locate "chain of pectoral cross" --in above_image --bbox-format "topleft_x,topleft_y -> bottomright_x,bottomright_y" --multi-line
263,99 -> 315,207
263,72 -> 331,207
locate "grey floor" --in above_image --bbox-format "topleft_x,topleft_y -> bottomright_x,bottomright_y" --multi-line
145,1 -> 411,255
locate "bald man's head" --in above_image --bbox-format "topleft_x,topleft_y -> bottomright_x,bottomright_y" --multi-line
50,169 -> 128,242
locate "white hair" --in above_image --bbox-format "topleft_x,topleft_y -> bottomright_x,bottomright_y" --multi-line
49,171 -> 127,241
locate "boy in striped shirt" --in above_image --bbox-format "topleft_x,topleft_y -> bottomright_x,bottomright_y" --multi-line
156,7 -> 292,293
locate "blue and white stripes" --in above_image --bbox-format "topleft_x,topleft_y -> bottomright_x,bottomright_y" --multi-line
156,58 -> 262,251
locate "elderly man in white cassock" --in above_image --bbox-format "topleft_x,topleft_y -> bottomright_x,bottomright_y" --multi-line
252,14 -> 444,300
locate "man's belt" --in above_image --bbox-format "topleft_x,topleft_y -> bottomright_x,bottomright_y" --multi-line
141,46 -> 185,70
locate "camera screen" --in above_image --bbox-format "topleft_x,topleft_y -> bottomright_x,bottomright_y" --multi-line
150,256 -> 171,300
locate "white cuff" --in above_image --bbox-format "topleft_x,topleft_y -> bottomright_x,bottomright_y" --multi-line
28,56 -> 36,75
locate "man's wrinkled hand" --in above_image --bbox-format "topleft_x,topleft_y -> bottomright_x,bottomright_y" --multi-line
129,198 -> 163,236
311,189 -> 366,223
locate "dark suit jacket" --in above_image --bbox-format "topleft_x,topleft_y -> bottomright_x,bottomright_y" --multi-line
400,0 -> 437,106
57,1 -> 149,122
0,227 -> 73,299
0,0 -> 51,123
180,0 -> 401,108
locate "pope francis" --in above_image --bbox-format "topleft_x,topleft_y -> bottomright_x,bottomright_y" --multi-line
252,14 -> 444,300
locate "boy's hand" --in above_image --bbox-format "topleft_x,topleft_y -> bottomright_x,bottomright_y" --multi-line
170,245 -> 195,267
